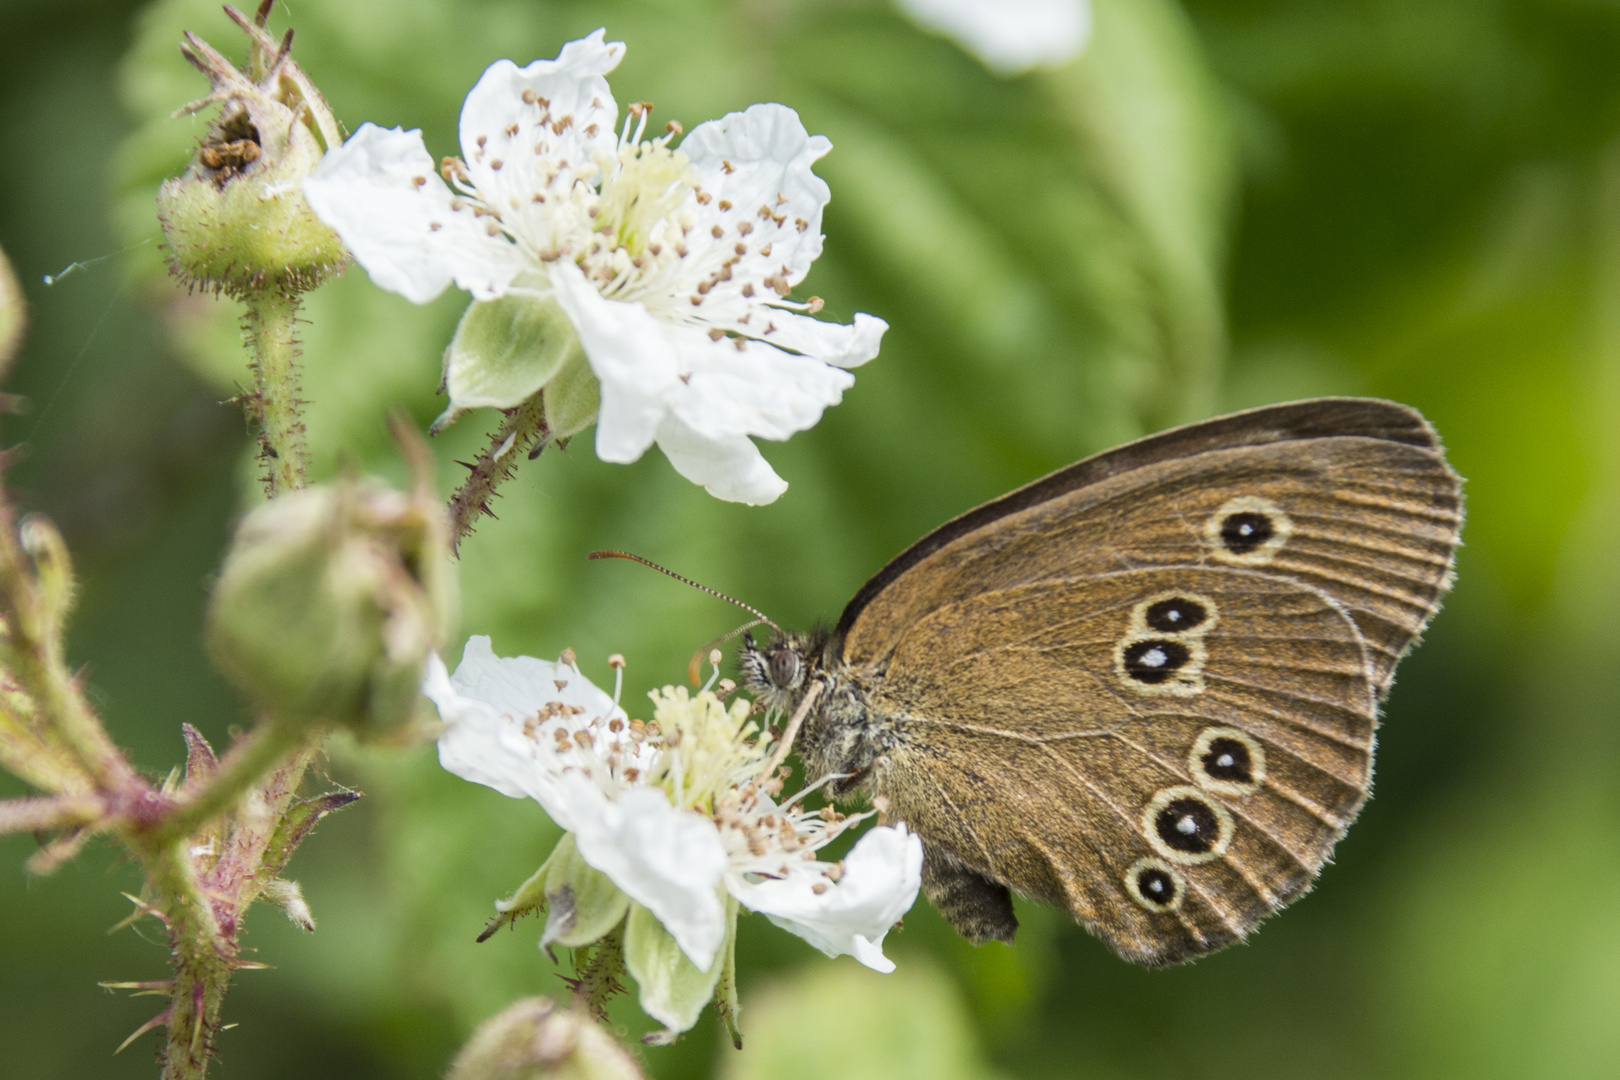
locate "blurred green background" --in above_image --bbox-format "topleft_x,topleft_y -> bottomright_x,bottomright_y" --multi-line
3,0 -> 1618,1077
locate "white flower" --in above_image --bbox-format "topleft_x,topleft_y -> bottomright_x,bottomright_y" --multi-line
894,0 -> 1092,76
423,637 -> 922,979
304,31 -> 886,505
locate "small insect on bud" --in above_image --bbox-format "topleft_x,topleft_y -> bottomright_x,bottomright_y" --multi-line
156,8 -> 346,296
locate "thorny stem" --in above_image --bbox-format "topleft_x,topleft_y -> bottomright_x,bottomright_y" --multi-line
154,720 -> 309,844
134,732 -> 323,1079
241,289 -> 309,496
569,924 -> 627,1024
138,839 -> 231,1080
447,393 -> 551,554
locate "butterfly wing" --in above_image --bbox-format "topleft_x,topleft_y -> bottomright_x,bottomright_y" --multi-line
838,397 -> 1461,697
835,398 -> 1462,964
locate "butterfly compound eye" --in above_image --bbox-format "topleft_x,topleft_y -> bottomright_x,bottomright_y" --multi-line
767,648 -> 803,689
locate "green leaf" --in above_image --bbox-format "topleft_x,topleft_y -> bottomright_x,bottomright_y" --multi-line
542,350 -> 601,442
443,295 -> 584,414
540,834 -> 630,951
622,900 -> 725,1039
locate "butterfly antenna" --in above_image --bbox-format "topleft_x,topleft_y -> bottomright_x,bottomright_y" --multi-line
587,550 -> 781,632
687,618 -> 770,685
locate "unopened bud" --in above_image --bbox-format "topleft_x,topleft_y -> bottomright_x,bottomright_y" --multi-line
0,243 -> 23,378
156,7 -> 345,296
447,998 -> 643,1080
17,515 -> 75,646
206,472 -> 456,734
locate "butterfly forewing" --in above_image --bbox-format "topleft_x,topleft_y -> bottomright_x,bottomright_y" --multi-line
829,399 -> 1462,964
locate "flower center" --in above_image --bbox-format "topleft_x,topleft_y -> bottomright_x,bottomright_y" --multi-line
595,141 -> 696,258
647,686 -> 767,813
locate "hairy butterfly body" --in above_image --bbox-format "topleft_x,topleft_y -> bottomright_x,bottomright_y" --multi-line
740,398 -> 1463,965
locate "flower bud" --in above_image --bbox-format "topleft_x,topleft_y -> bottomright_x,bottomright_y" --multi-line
0,242 -> 23,378
447,998 -> 644,1080
432,295 -> 595,436
156,7 -> 345,296
16,516 -> 76,649
206,473 -> 456,734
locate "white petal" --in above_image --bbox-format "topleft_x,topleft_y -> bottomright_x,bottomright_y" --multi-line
654,415 -> 787,505
894,0 -> 1091,75
426,652 -> 566,814
448,637 -> 622,735
303,124 -> 524,303
680,103 -> 832,292
728,824 -> 924,972
549,262 -> 676,464
426,638 -> 633,828
739,310 -> 888,370
669,336 -> 853,443
458,31 -> 625,208
566,779 -> 730,969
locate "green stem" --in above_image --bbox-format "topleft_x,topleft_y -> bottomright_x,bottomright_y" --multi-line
124,731 -> 321,1079
446,393 -> 550,554
571,924 -> 627,1024
140,838 -> 233,1080
242,290 -> 309,496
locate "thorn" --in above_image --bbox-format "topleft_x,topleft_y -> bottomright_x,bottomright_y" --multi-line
455,459 -> 478,472
99,979 -> 176,993
115,1010 -> 170,1055
107,892 -> 169,935
191,984 -> 206,1053
232,959 -> 274,971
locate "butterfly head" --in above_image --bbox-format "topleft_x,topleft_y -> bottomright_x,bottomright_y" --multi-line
738,630 -> 811,713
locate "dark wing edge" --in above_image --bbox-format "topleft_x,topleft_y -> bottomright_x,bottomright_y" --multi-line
836,398 -> 1445,642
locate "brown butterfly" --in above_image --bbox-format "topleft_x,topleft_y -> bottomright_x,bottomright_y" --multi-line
737,398 -> 1463,965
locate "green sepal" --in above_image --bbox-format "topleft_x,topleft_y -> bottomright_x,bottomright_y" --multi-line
624,899 -> 727,1041
542,349 -> 601,440
713,896 -> 743,1049
539,834 -> 630,951
443,295 -> 584,415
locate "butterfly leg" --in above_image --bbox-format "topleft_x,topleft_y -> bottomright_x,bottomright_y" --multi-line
922,844 -> 1017,945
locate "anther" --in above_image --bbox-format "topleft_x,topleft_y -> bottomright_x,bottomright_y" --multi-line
560,647 -> 578,667
608,654 -> 626,670
665,120 -> 683,135
807,297 -> 824,313
522,89 -> 537,104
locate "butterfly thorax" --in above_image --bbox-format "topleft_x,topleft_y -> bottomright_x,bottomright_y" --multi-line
738,628 -> 890,798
